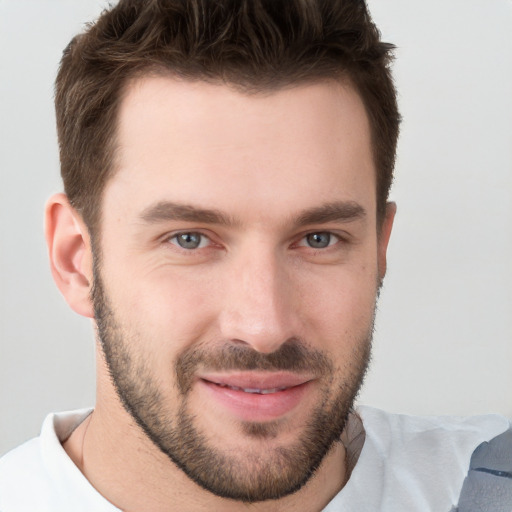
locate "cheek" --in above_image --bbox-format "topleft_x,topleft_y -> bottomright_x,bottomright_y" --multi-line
103,260 -> 221,362
298,261 -> 379,350
100,237 -> 379,362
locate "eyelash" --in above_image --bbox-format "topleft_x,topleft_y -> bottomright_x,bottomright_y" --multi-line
165,230 -> 344,252
167,231 -> 213,250
296,232 -> 341,249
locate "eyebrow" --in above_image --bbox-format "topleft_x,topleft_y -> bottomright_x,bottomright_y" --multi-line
139,201 -> 236,226
294,201 -> 367,226
139,200 -> 366,227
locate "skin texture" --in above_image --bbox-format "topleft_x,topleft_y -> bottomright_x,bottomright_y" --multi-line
46,78 -> 395,511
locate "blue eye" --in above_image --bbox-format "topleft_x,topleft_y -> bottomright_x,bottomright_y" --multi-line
171,232 -> 209,250
305,232 -> 334,249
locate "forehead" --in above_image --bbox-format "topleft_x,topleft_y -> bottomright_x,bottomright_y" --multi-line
107,77 -> 375,223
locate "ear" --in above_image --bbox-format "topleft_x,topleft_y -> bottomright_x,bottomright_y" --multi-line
377,201 -> 396,282
45,193 -> 94,318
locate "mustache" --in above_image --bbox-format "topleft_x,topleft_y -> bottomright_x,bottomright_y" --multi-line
176,339 -> 333,394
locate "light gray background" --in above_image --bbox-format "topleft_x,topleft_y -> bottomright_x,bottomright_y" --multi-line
1,0 -> 511,457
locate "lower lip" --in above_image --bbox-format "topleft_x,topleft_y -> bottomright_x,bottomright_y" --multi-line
199,379 -> 311,422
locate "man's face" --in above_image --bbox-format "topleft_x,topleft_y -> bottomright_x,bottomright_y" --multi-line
93,78 -> 390,501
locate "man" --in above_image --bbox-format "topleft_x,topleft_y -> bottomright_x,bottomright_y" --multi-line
0,1 -> 511,511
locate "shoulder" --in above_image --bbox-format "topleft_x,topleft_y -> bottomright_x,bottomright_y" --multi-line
330,406 -> 512,511
0,435 -> 43,476
357,405 -> 511,471
358,405 -> 509,445
451,425 -> 512,511
0,409 -> 117,512
0,423 -> 57,511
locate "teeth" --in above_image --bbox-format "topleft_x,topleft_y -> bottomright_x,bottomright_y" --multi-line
259,388 -> 280,395
215,383 -> 287,394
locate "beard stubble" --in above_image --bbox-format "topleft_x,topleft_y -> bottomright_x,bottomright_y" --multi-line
91,261 -> 373,503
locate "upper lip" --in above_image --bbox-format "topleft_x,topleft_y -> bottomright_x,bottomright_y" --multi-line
198,371 -> 315,390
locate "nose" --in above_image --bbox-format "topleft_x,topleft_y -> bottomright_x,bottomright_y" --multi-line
218,247 -> 298,354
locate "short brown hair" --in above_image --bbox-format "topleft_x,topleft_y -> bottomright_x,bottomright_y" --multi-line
55,0 -> 400,232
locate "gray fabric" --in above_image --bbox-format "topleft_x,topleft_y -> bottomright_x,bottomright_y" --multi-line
451,428 -> 512,512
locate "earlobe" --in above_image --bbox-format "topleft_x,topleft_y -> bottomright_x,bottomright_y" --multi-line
377,201 -> 397,281
45,193 -> 95,318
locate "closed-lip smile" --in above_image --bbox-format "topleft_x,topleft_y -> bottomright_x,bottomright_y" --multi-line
197,371 -> 316,422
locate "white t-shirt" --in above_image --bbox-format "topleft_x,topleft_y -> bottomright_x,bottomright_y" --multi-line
0,406 -> 510,511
